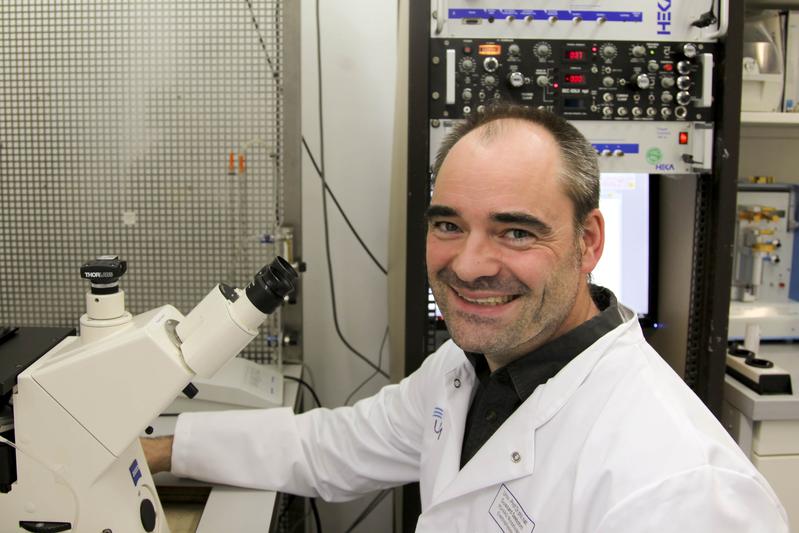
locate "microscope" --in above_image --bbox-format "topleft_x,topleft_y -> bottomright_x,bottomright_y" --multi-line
0,255 -> 297,532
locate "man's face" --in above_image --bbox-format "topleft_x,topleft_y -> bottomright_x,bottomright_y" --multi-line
426,120 -> 594,366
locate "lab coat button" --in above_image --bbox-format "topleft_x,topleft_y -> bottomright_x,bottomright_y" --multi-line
511,451 -> 521,463
453,378 -> 461,388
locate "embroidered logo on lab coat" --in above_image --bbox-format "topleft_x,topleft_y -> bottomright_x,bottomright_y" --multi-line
432,407 -> 444,440
489,484 -> 535,533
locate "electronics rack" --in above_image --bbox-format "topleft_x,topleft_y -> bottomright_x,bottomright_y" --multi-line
393,1 -> 744,528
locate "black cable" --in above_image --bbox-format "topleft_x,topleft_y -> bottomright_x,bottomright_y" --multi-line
345,326 -> 389,406
310,498 -> 323,533
302,136 -> 388,275
243,0 -> 278,75
343,489 -> 392,533
285,376 -> 322,409
311,0 -> 389,380
691,1 -> 718,28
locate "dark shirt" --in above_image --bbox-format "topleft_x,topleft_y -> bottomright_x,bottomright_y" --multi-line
459,285 -> 624,468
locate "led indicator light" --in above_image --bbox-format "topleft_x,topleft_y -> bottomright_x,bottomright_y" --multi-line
679,132 -> 689,145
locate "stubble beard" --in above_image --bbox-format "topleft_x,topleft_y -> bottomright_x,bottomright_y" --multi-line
431,249 -> 582,364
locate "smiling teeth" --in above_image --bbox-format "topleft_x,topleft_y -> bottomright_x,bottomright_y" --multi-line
460,294 -> 515,306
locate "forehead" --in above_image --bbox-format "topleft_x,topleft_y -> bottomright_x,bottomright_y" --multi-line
432,120 -> 570,215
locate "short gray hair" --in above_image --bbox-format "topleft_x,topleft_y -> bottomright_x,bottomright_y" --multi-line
432,104 -> 600,232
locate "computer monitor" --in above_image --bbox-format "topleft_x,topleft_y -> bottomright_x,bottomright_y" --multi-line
592,173 -> 656,323
431,173 -> 657,326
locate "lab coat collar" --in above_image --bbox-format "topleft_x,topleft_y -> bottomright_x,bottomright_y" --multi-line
428,308 -> 640,508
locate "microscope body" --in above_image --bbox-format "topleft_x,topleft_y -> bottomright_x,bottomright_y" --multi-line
0,256 -> 297,532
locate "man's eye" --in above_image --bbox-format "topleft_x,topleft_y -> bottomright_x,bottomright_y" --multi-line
433,221 -> 460,233
505,228 -> 534,241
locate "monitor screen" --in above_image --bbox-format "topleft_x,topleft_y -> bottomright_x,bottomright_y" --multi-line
431,173 -> 656,324
591,173 -> 653,319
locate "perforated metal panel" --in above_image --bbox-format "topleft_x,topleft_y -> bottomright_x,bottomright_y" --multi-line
0,1 -> 296,362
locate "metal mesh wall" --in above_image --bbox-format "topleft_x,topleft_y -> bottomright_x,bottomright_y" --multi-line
1,1 -> 288,362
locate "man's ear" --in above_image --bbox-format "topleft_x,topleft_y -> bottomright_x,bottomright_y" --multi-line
579,209 -> 604,274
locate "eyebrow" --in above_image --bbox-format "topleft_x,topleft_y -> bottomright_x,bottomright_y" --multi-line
424,204 -> 459,222
425,205 -> 553,235
490,211 -> 553,236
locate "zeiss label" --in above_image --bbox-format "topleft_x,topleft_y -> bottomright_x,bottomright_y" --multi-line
129,459 -> 142,486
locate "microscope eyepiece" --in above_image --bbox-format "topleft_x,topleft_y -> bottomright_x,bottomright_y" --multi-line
245,256 -> 298,314
80,255 -> 128,294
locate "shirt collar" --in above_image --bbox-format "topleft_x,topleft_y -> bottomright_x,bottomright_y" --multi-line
464,285 -> 624,402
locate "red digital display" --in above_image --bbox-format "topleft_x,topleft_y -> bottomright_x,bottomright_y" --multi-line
564,74 -> 586,85
479,44 -> 502,56
565,50 -> 586,61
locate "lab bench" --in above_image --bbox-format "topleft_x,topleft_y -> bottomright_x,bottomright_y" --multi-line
723,343 -> 799,530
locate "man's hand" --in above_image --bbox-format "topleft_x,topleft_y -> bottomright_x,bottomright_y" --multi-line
141,436 -> 174,474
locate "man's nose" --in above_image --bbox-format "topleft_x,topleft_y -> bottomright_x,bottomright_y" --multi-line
450,234 -> 502,283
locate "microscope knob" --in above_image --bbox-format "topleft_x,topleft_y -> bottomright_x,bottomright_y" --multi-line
140,499 -> 157,532
182,382 -> 199,399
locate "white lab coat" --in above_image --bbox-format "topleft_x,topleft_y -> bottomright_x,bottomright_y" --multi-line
173,309 -> 789,532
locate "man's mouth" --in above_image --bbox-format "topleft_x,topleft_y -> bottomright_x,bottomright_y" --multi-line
454,289 -> 519,306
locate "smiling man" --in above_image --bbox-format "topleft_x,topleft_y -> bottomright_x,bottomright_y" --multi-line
144,104 -> 788,532
426,110 -> 602,371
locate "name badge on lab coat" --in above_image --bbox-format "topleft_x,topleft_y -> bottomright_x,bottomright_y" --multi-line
489,484 -> 535,533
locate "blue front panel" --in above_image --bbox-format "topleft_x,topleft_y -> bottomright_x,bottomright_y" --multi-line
592,143 -> 640,154
448,9 -> 643,23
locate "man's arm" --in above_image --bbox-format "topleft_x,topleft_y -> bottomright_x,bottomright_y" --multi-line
141,436 -> 173,474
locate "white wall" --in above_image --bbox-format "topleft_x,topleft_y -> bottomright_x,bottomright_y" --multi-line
301,0 -> 398,530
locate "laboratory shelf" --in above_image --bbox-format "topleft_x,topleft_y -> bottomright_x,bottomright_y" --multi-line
741,112 -> 799,126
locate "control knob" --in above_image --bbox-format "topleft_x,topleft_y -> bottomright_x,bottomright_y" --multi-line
661,92 -> 674,104
647,60 -> 660,73
613,149 -> 625,157
632,106 -> 643,117
535,43 -> 552,59
462,88 -> 473,101
661,107 -> 672,118
483,75 -> 498,89
483,57 -> 499,72
601,148 -> 613,156
602,107 -> 614,117
635,74 -> 651,90
677,76 -> 692,90
632,45 -> 647,58
683,43 -> 698,58
661,76 -> 675,89
536,75 -> 550,88
646,107 -> 657,117
600,44 -> 618,60
676,91 -> 692,105
508,71 -> 525,88
508,44 -> 521,56
677,61 -> 691,75
461,58 -> 476,73
602,76 -> 615,88
617,107 -> 628,117
602,92 -> 614,103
